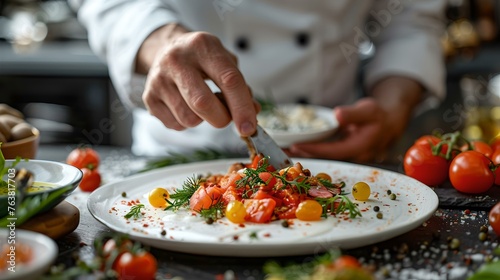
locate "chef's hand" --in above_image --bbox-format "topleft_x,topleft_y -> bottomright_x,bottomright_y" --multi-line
287,77 -> 423,163
135,23 -> 259,137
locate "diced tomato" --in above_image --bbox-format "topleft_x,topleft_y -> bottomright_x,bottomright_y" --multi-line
252,189 -> 283,207
279,166 -> 301,181
276,206 -> 298,220
221,186 -> 242,205
246,154 -> 276,171
244,198 -> 276,223
258,172 -> 277,191
219,173 -> 243,191
189,184 -> 224,212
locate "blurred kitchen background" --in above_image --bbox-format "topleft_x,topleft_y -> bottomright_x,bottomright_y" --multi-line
0,0 -> 500,156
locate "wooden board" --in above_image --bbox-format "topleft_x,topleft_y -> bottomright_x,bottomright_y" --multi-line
20,201 -> 80,239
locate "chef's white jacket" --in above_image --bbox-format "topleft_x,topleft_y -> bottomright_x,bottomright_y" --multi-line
77,0 -> 446,156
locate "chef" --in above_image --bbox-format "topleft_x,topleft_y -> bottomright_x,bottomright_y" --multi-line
76,0 -> 446,162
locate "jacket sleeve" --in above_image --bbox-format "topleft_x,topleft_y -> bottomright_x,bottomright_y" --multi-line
77,0 -> 179,109
364,0 -> 447,103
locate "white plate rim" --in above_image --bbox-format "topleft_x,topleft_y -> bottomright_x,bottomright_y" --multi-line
87,158 -> 438,257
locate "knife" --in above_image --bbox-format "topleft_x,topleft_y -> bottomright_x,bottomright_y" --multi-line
243,124 -> 293,170
213,91 -> 293,169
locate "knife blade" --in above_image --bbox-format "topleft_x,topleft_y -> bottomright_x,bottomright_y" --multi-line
244,125 -> 293,170
213,90 -> 292,169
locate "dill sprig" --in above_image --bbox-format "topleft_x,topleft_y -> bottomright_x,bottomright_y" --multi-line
199,201 -> 225,223
316,194 -> 362,219
124,204 -> 145,219
166,175 -> 202,211
165,175 -> 204,211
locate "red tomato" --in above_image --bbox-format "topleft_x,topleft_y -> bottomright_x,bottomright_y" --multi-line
244,198 -> 276,223
114,251 -> 157,280
491,149 -> 500,185
333,255 -> 361,269
403,144 -> 449,186
449,150 -> 495,193
102,238 -> 133,258
490,136 -> 500,153
79,167 -> 102,192
66,147 -> 100,169
463,140 -> 493,158
414,135 -> 441,147
489,202 -> 500,236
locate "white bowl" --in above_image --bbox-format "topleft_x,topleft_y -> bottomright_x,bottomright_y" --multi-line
0,229 -> 57,280
257,104 -> 339,147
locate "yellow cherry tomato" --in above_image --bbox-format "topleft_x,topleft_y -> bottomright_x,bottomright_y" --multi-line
226,200 -> 247,224
148,187 -> 170,208
315,172 -> 332,182
352,182 -> 371,201
295,200 -> 323,221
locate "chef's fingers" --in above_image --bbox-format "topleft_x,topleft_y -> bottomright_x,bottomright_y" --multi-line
172,65 -> 232,128
199,50 -> 257,137
288,130 -> 377,162
334,99 -> 381,127
143,68 -> 202,130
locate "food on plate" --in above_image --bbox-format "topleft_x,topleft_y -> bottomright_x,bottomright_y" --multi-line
147,187 -> 170,208
351,182 -> 371,201
403,131 -> 500,193
66,146 -> 102,192
257,104 -> 331,133
158,154 -> 362,224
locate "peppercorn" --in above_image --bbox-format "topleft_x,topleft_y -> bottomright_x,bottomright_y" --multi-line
449,238 -> 460,250
121,192 -> 127,197
373,206 -> 380,212
281,220 -> 290,228
376,212 -> 383,219
389,193 -> 397,200
479,232 -> 487,242
480,225 -> 488,233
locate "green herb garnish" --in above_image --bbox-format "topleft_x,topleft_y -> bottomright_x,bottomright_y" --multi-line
199,201 -> 225,223
166,175 -> 202,211
316,194 -> 362,219
124,204 -> 145,219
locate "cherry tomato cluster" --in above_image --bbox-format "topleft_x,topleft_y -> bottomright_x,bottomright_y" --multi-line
66,146 -> 102,192
404,132 -> 500,194
98,235 -> 157,280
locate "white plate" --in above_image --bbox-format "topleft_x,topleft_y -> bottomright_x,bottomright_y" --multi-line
257,104 -> 339,147
0,229 -> 57,280
88,159 -> 438,257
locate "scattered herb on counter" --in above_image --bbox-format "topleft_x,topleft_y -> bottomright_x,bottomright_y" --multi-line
467,260 -> 500,280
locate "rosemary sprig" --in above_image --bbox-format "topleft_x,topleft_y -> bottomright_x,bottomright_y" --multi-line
165,175 -> 202,211
124,204 -> 145,219
316,194 -> 362,219
236,159 -> 272,197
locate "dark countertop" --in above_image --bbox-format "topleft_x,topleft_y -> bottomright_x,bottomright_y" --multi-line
35,144 -> 500,280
